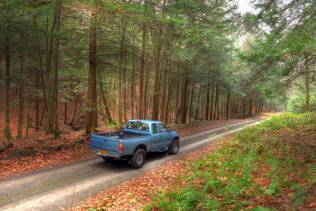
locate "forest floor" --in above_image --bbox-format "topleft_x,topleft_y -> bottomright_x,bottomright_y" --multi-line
74,113 -> 316,211
0,114 -> 269,210
0,114 -> 268,180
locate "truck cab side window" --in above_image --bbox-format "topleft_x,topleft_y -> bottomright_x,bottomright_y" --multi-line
152,123 -> 158,134
157,124 -> 167,133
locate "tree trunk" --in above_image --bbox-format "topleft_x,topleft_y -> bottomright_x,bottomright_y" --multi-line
205,70 -> 211,120
64,102 -> 67,124
47,0 -> 62,136
194,86 -> 202,120
180,75 -> 189,124
130,31 -> 136,119
143,56 -> 150,119
123,32 -> 127,123
4,31 -> 12,141
248,98 -> 253,117
225,87 -> 230,119
98,69 -> 115,125
26,108 -> 32,138
35,70 -> 40,131
210,82 -> 215,120
117,16 -> 126,127
17,56 -> 26,139
189,81 -> 195,122
138,19 -> 147,119
33,17 -> 48,112
164,72 -> 173,123
214,83 -> 219,120
85,13 -> 98,133
151,28 -> 163,120
70,96 -> 79,126
159,56 -> 169,121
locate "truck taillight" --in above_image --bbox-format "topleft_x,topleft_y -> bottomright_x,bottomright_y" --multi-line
119,143 -> 125,153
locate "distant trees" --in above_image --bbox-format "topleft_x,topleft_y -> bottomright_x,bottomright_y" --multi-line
240,0 -> 316,113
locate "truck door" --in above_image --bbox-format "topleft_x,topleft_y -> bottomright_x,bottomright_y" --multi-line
151,123 -> 162,151
156,123 -> 173,151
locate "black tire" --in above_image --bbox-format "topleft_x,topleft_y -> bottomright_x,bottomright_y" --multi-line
131,148 -> 146,169
102,157 -> 114,162
169,139 -> 179,155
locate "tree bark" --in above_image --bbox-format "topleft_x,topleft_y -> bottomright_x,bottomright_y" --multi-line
70,96 -> 79,126
130,31 -> 136,119
214,83 -> 219,120
205,70 -> 211,120
159,52 -> 169,121
117,16 -> 126,127
164,72 -> 173,123
194,85 -> 202,120
225,87 -> 230,119
64,102 -> 67,124
151,27 -> 163,120
189,81 -> 195,122
123,31 -> 127,123
248,98 -> 253,117
85,12 -> 98,133
4,31 -> 12,141
35,70 -> 40,131
17,56 -> 26,139
143,56 -> 150,118
47,0 -> 62,136
33,17 -> 48,112
180,74 -> 189,124
210,82 -> 215,120
138,16 -> 147,119
98,69 -> 114,125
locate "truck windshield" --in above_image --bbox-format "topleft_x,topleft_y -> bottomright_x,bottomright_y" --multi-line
126,121 -> 150,132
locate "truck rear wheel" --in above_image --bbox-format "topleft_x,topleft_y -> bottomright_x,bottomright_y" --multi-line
169,139 -> 179,155
102,157 -> 114,162
131,148 -> 146,169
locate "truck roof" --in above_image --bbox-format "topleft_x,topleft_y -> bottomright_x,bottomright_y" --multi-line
128,119 -> 162,124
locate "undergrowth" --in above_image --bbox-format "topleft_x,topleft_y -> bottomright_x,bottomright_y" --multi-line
146,113 -> 316,211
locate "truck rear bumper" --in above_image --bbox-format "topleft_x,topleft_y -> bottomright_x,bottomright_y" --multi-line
91,147 -> 122,158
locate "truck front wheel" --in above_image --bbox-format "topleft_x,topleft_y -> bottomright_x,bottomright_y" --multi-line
131,148 -> 146,169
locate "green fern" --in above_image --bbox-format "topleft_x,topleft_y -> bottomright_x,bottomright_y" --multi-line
205,199 -> 220,211
253,206 -> 275,211
266,179 -> 279,195
307,165 -> 316,183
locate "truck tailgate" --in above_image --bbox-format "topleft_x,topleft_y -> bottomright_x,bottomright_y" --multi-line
90,134 -> 120,153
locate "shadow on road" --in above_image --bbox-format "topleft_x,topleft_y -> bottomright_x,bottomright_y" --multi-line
91,151 -> 169,171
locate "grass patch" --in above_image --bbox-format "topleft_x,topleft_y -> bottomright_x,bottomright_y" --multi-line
146,113 -> 316,210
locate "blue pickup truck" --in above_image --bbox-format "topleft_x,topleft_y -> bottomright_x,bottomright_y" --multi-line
90,120 -> 180,168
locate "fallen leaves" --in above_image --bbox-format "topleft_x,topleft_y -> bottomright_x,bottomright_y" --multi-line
0,146 -> 95,179
0,116 -> 263,181
72,143 -> 222,211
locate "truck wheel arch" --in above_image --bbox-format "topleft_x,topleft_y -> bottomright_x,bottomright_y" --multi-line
169,137 -> 179,149
171,137 -> 179,144
134,144 -> 147,153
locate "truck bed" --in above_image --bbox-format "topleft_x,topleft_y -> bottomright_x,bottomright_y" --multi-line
95,131 -> 148,140
90,130 -> 150,157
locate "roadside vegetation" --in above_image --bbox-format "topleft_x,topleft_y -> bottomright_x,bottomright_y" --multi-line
146,113 -> 316,210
